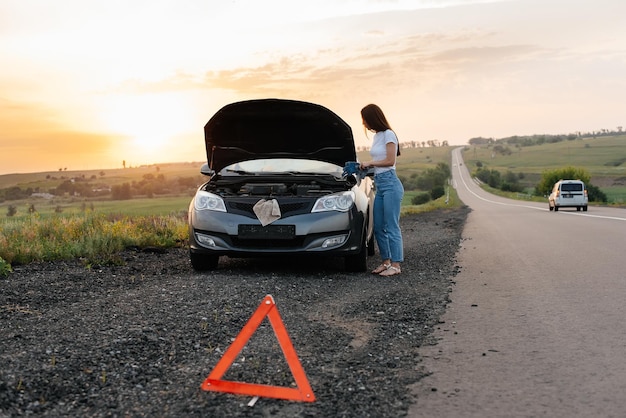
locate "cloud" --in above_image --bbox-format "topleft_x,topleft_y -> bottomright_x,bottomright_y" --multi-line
101,3 -> 541,102
364,29 -> 385,37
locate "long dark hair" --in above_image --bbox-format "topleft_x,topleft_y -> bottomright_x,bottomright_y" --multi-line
361,104 -> 400,156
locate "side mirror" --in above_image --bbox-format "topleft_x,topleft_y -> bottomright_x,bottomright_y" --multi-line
200,163 -> 215,177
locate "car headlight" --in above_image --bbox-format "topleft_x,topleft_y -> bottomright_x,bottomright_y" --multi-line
194,191 -> 226,212
312,191 -> 355,213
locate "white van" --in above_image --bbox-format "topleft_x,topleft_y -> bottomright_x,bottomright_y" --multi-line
548,180 -> 588,212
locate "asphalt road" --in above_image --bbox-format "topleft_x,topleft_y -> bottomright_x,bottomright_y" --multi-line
409,147 -> 626,418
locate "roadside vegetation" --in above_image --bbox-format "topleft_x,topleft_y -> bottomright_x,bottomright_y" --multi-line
0,212 -> 187,271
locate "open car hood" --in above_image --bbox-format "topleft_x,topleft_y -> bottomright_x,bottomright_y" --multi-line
204,99 -> 356,173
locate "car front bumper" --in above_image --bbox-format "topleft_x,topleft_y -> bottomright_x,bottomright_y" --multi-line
189,209 -> 366,257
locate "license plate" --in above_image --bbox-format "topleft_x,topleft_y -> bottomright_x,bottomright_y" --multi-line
238,224 -> 295,240
563,195 -> 572,198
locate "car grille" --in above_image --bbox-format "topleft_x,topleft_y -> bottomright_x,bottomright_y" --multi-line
227,198 -> 313,218
230,236 -> 307,249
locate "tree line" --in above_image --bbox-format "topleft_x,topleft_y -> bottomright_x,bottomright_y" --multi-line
357,139 -> 449,153
468,127 -> 625,148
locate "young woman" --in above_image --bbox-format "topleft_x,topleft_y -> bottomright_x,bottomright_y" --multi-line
359,104 -> 404,277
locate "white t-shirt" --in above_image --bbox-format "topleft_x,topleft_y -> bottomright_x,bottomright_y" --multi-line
370,129 -> 398,174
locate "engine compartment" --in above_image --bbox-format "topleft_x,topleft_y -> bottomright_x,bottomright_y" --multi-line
203,175 -> 352,198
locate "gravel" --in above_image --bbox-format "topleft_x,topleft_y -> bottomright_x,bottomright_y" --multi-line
0,207 -> 469,418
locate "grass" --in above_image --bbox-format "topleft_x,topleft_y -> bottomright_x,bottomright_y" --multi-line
603,186 -> 626,205
0,256 -> 11,277
1,195 -> 191,219
68,196 -> 191,216
0,212 -> 188,266
401,185 -> 463,215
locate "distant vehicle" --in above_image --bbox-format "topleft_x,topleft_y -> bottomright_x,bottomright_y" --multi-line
188,99 -> 376,272
548,180 -> 588,211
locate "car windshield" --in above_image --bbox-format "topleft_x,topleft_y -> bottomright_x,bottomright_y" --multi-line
221,158 -> 342,175
561,184 -> 583,192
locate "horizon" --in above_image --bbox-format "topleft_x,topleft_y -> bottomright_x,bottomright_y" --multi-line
2,0 -> 625,175
4,129 -> 624,178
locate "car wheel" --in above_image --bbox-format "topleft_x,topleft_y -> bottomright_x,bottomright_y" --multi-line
554,206 -> 559,212
583,206 -> 588,212
345,233 -> 367,272
190,252 -> 219,271
577,206 -> 581,211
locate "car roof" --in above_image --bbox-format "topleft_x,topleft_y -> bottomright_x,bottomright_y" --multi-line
203,99 -> 357,172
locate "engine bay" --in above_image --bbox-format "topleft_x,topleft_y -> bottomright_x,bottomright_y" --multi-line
204,175 -> 351,198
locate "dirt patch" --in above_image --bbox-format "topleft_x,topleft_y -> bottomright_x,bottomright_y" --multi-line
0,207 -> 469,418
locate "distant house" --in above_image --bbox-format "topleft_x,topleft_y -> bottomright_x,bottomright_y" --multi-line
92,186 -> 111,193
31,193 -> 55,199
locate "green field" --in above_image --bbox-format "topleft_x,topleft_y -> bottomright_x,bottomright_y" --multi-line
462,136 -> 626,174
0,194 -> 194,220
461,135 -> 626,204
0,162 -> 204,219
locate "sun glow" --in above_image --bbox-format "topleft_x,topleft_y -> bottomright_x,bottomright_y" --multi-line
100,93 -> 194,164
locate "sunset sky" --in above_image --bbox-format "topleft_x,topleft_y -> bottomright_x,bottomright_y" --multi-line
1,0 -> 625,174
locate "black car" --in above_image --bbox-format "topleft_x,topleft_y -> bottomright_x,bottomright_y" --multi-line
188,99 -> 375,272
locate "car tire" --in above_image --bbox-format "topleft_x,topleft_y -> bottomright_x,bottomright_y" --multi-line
583,206 -> 588,212
345,233 -> 367,272
577,206 -> 581,211
190,252 -> 219,271
554,206 -> 559,212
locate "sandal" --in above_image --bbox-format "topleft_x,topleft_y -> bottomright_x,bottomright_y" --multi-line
372,263 -> 391,274
379,265 -> 401,277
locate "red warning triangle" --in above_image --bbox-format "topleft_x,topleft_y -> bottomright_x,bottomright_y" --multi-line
201,294 -> 316,402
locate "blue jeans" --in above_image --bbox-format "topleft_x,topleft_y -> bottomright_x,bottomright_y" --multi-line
373,170 -> 404,263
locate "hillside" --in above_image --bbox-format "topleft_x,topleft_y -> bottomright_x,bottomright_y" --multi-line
461,135 -> 626,203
